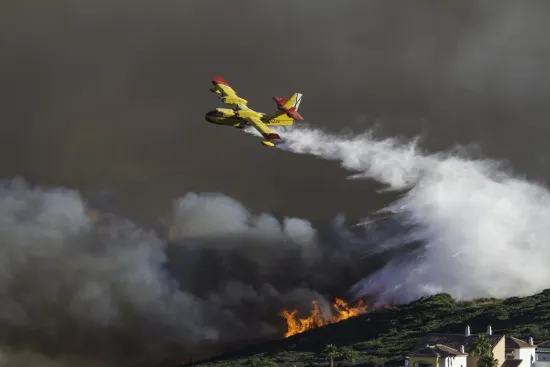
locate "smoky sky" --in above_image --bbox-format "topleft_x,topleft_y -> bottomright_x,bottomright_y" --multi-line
1,1 -> 550,366
1,0 -> 550,225
0,179 -> 410,367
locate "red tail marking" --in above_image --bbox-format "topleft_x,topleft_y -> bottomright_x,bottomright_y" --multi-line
285,107 -> 304,121
212,76 -> 229,86
264,133 -> 281,140
273,96 -> 288,106
274,97 -> 304,120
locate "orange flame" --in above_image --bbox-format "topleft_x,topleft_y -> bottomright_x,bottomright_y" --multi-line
279,297 -> 368,338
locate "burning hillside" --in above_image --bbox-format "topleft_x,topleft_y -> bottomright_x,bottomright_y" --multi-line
280,298 -> 369,338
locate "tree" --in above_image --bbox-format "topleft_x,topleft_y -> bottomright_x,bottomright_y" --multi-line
323,344 -> 342,367
247,356 -> 277,367
471,334 -> 499,367
340,347 -> 359,364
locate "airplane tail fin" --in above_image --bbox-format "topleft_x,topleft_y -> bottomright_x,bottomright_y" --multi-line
264,93 -> 304,126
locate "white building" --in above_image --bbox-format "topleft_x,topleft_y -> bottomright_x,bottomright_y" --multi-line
504,336 -> 536,367
406,325 -> 539,367
407,326 -> 504,367
535,340 -> 550,367
407,344 -> 468,367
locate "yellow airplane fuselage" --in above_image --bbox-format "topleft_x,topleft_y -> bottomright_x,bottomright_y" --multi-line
204,105 -> 264,128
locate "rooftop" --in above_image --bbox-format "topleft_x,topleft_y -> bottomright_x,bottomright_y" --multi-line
505,336 -> 536,349
409,332 -> 503,356
502,360 -> 523,367
536,340 -> 550,350
408,344 -> 468,357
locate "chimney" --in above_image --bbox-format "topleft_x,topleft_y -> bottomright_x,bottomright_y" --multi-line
529,337 -> 534,345
487,325 -> 492,336
465,325 -> 470,336
460,345 -> 465,353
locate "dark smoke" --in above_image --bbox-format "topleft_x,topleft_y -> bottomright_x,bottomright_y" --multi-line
0,179 -> 404,367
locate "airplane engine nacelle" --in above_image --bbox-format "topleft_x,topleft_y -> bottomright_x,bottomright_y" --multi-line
216,108 -> 237,117
205,108 -> 237,123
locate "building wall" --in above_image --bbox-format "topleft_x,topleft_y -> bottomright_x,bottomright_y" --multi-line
449,355 -> 467,367
537,351 -> 550,362
409,356 -> 439,367
468,354 -> 480,367
409,354 -> 466,367
518,348 -> 536,367
467,337 -> 505,367
493,337 -> 506,367
535,352 -> 550,367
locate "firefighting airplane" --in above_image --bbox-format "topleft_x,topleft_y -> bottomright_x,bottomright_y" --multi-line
205,76 -> 304,147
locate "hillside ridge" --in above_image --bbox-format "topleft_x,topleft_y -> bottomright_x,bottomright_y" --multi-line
184,289 -> 550,367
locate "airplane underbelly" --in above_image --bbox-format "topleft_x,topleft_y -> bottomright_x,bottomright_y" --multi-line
223,117 -> 244,127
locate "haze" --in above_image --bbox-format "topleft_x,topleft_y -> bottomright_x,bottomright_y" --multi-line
1,0 -> 549,225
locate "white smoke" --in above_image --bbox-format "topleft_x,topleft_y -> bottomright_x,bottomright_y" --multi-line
246,125 -> 550,305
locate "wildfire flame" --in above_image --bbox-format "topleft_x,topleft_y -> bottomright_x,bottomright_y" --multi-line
280,297 -> 368,338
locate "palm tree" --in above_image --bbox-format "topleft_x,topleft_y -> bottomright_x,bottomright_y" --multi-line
323,344 -> 342,367
471,334 -> 499,367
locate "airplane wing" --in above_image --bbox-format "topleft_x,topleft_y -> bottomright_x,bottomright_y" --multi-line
210,76 -> 248,107
244,116 -> 284,147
